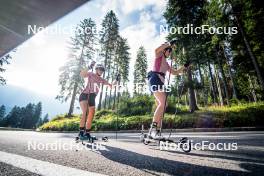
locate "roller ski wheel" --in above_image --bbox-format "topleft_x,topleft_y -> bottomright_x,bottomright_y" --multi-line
142,134 -> 166,145
90,136 -> 108,142
179,137 -> 191,153
75,136 -> 80,143
102,136 -> 108,142
75,135 -> 95,144
143,134 -> 150,145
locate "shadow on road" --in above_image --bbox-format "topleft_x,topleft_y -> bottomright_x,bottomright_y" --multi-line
98,145 -> 259,176
153,148 -> 264,165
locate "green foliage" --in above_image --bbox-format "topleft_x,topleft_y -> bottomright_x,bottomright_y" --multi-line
118,95 -> 154,116
50,114 -> 80,121
98,10 -> 131,110
229,98 -> 240,105
133,46 -> 148,94
115,37 -> 131,83
56,18 -> 97,116
0,102 -> 42,129
39,102 -> 264,131
39,116 -> 80,131
163,0 -> 264,108
95,109 -> 114,119
0,54 -> 11,85
0,105 -> 6,120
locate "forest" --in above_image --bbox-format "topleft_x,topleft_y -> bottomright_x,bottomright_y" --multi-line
1,0 -> 263,131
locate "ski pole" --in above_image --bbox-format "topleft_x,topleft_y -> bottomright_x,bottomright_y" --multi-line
115,73 -> 121,140
160,57 -> 173,135
168,62 -> 190,139
159,38 -> 179,135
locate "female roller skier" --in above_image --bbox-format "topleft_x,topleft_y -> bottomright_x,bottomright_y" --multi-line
78,64 -> 116,139
147,41 -> 189,139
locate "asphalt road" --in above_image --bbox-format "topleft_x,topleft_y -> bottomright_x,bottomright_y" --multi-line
0,131 -> 263,176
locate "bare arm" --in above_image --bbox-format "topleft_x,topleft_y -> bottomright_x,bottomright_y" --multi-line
170,66 -> 186,75
106,80 -> 119,89
80,70 -> 89,77
155,43 -> 170,57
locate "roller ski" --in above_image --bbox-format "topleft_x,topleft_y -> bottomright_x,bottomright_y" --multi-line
140,122 -> 191,153
75,131 -> 108,145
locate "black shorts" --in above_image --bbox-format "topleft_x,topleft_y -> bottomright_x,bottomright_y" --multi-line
148,71 -> 165,92
79,93 -> 97,106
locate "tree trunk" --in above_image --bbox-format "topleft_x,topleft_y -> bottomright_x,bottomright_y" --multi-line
185,94 -> 188,107
112,67 -> 120,110
67,37 -> 88,116
108,88 -> 112,109
198,62 -> 206,106
221,44 -> 238,99
103,90 -> 108,109
97,85 -> 104,110
208,61 -> 217,104
194,90 -> 198,106
104,73 -> 110,109
248,74 -> 257,102
187,68 -> 199,112
235,16 -> 264,90
68,82 -> 78,116
213,64 -> 224,106
67,36 -> 86,114
98,48 -> 109,110
112,85 -> 117,110
216,49 -> 229,105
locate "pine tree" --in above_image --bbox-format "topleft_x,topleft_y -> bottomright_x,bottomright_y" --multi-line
112,36 -> 131,109
0,105 -> 6,121
0,54 -> 11,85
20,103 -> 35,129
164,0 -> 206,111
133,46 -> 147,94
33,102 -> 42,128
37,113 -> 49,127
227,0 -> 264,90
5,106 -> 21,128
0,105 -> 6,126
56,18 -> 97,116
116,37 -> 130,84
42,114 -> 49,124
98,10 -> 119,110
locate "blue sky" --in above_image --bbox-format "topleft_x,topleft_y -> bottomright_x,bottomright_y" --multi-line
2,0 -> 168,115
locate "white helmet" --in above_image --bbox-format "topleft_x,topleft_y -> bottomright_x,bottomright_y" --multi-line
95,64 -> 105,72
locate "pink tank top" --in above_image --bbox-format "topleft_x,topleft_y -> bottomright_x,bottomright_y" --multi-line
82,72 -> 110,94
152,56 -> 171,83
152,56 -> 171,74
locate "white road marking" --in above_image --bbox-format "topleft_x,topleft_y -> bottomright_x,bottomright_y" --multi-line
0,151 -> 107,176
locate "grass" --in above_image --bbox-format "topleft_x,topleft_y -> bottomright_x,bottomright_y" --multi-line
38,102 -> 264,131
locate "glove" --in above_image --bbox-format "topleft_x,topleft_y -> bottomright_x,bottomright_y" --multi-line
184,60 -> 191,68
115,74 -> 121,82
169,38 -> 177,46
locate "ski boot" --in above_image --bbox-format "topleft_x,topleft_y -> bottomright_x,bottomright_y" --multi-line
143,122 -> 164,145
76,129 -> 95,143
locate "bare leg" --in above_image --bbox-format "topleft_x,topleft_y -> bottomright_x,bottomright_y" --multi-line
79,101 -> 88,128
86,106 -> 95,130
153,91 -> 167,127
